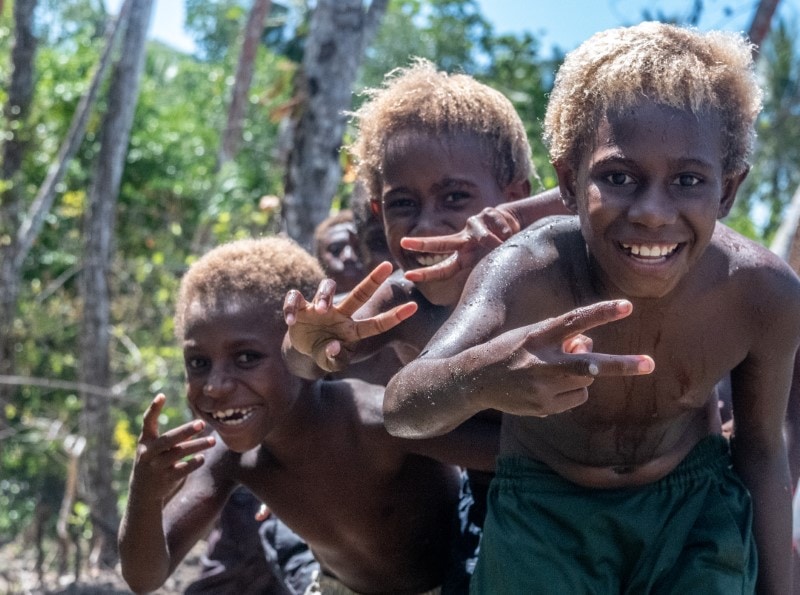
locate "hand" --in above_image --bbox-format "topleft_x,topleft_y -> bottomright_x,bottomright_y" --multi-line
401,206 -> 521,283
283,261 -> 418,372
479,300 -> 654,416
128,394 -> 215,503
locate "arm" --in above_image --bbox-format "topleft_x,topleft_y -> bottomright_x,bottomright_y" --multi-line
402,188 -> 570,284
384,242 -> 653,438
282,262 -> 417,379
118,394 -> 223,593
730,283 -> 800,594
785,349 -> 800,488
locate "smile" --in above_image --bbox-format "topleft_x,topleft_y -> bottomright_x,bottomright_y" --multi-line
414,252 -> 453,267
620,242 -> 678,259
210,407 -> 255,425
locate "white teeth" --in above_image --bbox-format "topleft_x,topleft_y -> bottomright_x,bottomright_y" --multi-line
210,407 -> 255,425
622,243 -> 678,258
415,253 -> 453,267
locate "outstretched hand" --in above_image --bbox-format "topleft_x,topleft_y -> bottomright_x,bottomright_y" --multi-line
480,300 -> 655,417
283,261 -> 418,372
401,206 -> 521,283
129,394 -> 215,502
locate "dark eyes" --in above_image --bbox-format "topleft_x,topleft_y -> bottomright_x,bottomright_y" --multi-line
604,172 -> 635,186
674,174 -> 701,187
186,356 -> 208,371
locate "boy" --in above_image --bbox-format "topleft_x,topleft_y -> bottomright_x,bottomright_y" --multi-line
117,237 -> 497,595
282,57 -> 574,384
384,22 -> 800,593
313,209 -> 364,293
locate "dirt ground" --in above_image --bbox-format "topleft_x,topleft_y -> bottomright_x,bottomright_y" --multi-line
0,538 -> 207,595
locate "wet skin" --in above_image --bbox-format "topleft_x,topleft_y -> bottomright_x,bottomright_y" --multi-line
384,101 -> 800,593
384,96 -> 799,516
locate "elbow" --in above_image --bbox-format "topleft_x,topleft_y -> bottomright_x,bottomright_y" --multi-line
384,384 -> 455,439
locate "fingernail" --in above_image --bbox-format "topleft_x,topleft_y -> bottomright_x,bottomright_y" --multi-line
638,358 -> 654,373
588,363 -> 599,376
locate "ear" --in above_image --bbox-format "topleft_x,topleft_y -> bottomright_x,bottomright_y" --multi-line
502,177 -> 532,202
718,167 -> 749,219
554,161 -> 579,214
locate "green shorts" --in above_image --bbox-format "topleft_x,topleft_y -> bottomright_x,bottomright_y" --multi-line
471,435 -> 756,594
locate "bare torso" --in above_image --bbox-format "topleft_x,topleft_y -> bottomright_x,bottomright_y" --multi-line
489,219 -> 765,488
225,379 -> 460,593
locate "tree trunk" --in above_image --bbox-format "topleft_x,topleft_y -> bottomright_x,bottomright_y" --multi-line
281,0 -> 388,249
78,0 -> 154,568
217,0 -> 272,168
0,0 -> 37,439
748,0 -> 781,53
0,0 -> 131,442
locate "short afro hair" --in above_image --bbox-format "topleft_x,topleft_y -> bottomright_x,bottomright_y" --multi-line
175,236 -> 324,339
349,58 -> 533,203
544,22 -> 762,176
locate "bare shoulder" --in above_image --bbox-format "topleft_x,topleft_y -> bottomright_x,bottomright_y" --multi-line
714,224 -> 800,302
323,377 -> 386,427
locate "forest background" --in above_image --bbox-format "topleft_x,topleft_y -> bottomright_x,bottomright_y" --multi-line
1,0 -> 799,591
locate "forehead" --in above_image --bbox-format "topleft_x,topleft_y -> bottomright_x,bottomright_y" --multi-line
588,102 -> 724,169
183,298 -> 279,337
381,130 -> 494,187
321,223 -> 355,243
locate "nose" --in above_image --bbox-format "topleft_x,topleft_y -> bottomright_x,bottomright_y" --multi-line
203,366 -> 235,399
627,186 -> 677,228
340,244 -> 358,263
413,202 -> 456,236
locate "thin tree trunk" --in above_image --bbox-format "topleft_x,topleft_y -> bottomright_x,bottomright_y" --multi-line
281,0 -> 388,249
217,0 -> 272,168
78,0 -> 154,568
748,0 -> 781,53
0,0 -> 38,440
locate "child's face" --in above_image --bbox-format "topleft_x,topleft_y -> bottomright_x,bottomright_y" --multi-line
319,222 -> 364,292
380,130 -> 527,306
182,300 -> 299,453
557,101 -> 742,299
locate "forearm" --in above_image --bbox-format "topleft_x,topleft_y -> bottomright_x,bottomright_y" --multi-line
733,447 -> 792,594
118,493 -> 173,593
501,187 -> 570,230
384,346 -> 497,438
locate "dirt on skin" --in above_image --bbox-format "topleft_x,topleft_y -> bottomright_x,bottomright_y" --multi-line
0,538 -> 207,595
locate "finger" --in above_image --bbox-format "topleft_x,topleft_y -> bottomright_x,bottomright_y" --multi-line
403,254 -> 462,283
156,420 -> 210,451
335,261 -> 394,317
313,279 -> 338,313
352,301 -> 418,340
563,334 -> 593,354
464,215 -> 505,248
557,353 -> 655,378
537,300 -> 635,345
283,290 -> 309,326
173,454 -> 207,475
141,394 -> 166,440
255,504 -> 271,522
400,233 -> 466,254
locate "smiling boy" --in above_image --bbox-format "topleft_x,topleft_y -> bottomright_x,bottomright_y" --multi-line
117,237 -> 497,595
384,23 -> 800,593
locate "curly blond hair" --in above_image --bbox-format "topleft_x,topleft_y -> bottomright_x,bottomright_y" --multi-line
544,22 -> 762,176
350,58 -> 533,202
175,236 -> 323,339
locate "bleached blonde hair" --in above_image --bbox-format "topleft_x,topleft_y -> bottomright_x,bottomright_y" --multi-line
349,58 -> 533,202
544,21 -> 762,176
175,237 -> 323,339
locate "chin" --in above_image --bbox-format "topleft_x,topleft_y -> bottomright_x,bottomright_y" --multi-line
418,278 -> 464,308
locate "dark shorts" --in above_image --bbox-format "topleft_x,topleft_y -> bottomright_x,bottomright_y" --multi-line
471,435 -> 757,594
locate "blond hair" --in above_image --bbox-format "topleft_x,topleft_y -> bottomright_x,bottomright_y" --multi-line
350,58 -> 533,202
544,22 -> 762,176
175,236 -> 323,339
